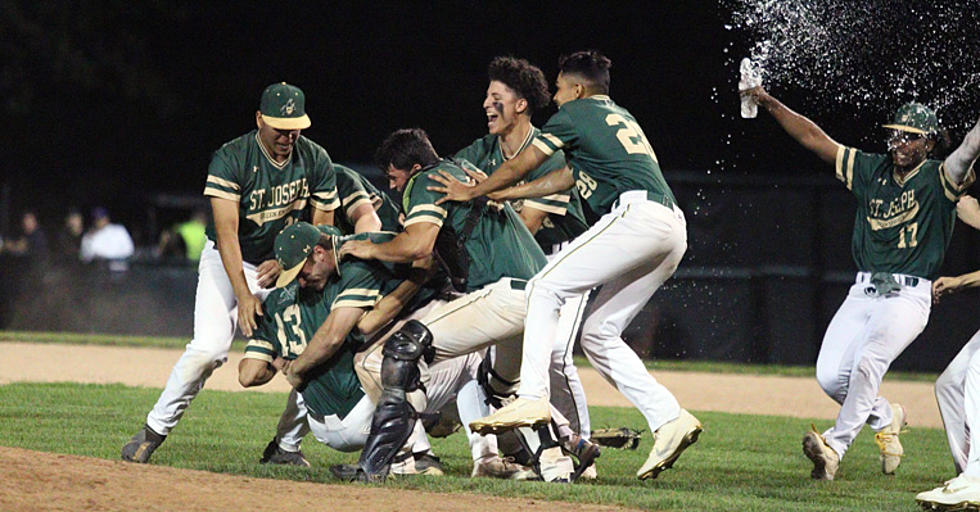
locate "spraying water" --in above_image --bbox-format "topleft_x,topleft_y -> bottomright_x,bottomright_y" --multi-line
725,0 -> 980,133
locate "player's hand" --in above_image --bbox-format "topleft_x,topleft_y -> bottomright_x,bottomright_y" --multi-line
464,168 -> 488,183
427,169 -> 475,205
237,292 -> 263,337
338,239 -> 374,260
958,195 -> 979,213
283,365 -> 304,389
739,85 -> 770,106
932,276 -> 963,303
256,259 -> 282,289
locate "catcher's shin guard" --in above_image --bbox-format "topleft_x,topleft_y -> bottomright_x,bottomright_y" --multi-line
357,320 -> 433,478
476,349 -> 519,408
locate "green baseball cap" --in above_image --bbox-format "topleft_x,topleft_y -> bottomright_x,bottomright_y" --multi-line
882,102 -> 938,135
260,82 -> 311,130
274,222 -> 342,288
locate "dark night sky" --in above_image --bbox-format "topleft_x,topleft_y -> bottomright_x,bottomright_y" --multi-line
0,1 -> 964,235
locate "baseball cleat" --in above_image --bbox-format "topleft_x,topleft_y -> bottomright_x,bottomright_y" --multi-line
915,474 -> 980,510
802,426 -> 839,480
471,455 -> 536,480
121,424 -> 166,463
637,409 -> 702,480
259,439 -> 311,467
561,434 -> 601,481
875,402 -> 907,475
408,452 -> 446,476
468,397 -> 551,435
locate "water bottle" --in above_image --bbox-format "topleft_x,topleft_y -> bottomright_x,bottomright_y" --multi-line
739,58 -> 760,118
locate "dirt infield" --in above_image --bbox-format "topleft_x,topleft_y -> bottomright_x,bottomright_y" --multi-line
0,342 -> 943,511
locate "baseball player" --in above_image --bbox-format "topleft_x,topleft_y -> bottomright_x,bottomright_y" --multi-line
265,222 -> 542,478
453,56 -> 596,477
239,222 -> 443,474
742,86 -> 978,480
335,128 -> 576,482
431,50 -> 702,481
332,163 -> 402,234
121,82 -> 340,465
917,180 -> 980,508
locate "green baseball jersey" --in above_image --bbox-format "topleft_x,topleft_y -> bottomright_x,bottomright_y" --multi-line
531,95 -> 675,221
203,130 -> 340,264
455,127 -> 588,253
401,159 -> 547,291
333,164 -> 402,234
835,145 -> 975,279
244,257 -> 399,419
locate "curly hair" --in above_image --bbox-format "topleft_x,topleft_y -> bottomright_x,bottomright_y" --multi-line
558,50 -> 611,94
488,56 -> 551,114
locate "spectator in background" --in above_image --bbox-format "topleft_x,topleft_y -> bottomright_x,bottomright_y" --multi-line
156,209 -> 208,263
2,211 -> 49,258
80,207 -> 134,269
53,209 -> 84,261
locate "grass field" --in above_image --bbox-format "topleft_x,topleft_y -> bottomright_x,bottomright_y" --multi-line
0,381 -> 951,511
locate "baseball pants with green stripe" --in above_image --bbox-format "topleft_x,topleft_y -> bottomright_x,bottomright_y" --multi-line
518,191 -> 687,432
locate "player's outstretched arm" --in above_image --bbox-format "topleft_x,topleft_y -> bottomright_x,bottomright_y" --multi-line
743,86 -> 840,165
286,306 -> 364,387
428,145 -> 550,204
358,259 -> 433,335
238,357 -> 276,387
349,203 -> 383,233
339,222 -> 438,263
211,197 -> 262,337
944,115 -> 980,185
491,167 -> 575,202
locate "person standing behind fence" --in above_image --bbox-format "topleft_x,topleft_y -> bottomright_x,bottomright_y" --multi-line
79,207 -> 133,267
120,82 -> 340,466
742,85 -> 979,480
53,209 -> 84,261
2,211 -> 49,259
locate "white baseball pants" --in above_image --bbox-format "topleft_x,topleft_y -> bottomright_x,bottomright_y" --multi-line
935,328 -> 980,476
518,190 -> 687,433
145,241 -> 308,450
546,242 -> 592,438
817,272 -> 931,458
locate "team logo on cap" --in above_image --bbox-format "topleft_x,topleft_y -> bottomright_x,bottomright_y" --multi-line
282,98 -> 296,116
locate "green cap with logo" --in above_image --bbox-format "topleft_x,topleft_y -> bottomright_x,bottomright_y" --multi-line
274,222 -> 342,288
882,102 -> 938,135
260,82 -> 311,130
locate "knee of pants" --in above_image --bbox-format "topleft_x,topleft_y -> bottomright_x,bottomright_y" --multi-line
184,344 -> 229,371
935,367 -> 961,399
814,365 -> 842,398
579,316 -> 620,353
854,356 -> 885,384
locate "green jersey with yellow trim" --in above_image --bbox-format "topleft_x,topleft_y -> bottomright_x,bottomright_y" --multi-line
531,95 -> 674,222
835,145 -> 975,279
243,256 -> 398,419
455,127 -> 588,253
402,159 -> 546,291
333,164 -> 402,234
203,130 -> 339,264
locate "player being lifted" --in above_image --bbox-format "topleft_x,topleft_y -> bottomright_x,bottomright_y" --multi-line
122,83 -> 340,466
453,56 -> 597,476
741,85 -> 978,480
430,50 -> 702,480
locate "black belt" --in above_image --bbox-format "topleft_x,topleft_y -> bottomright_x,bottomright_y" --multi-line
510,279 -> 527,291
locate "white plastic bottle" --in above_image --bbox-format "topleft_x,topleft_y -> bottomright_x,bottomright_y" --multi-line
739,58 -> 761,118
